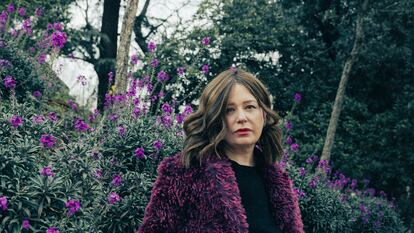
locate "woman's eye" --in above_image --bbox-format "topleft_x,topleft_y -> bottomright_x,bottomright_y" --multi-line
247,105 -> 256,109
226,108 -> 234,112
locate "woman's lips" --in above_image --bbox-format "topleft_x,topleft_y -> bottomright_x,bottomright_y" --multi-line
236,130 -> 250,136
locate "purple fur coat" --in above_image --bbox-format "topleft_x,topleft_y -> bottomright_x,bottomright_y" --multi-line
137,152 -> 304,233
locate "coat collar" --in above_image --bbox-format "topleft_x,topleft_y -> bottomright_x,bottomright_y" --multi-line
201,151 -> 302,233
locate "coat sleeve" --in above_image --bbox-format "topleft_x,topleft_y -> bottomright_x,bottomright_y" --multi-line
137,157 -> 183,233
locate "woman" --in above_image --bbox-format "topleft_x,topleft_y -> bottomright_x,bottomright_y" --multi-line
137,68 -> 304,233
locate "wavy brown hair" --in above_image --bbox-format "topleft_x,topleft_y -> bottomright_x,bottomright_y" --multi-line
181,68 -> 283,168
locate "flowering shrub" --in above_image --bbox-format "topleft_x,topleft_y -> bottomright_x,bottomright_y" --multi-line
0,2 -> 407,233
280,95 -> 407,233
0,3 -> 67,102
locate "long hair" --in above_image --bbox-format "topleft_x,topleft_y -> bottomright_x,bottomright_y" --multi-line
181,68 -> 283,168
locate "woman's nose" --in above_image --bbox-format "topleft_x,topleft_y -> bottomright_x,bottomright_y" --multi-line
236,110 -> 248,123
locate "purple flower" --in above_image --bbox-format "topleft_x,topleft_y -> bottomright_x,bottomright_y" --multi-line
40,134 -> 56,148
18,7 -> 26,17
294,92 -> 302,103
35,7 -> 43,17
48,112 -> 58,122
40,166 -> 55,177
53,22 -> 63,31
160,115 -> 172,128
309,176 -> 320,189
284,121 -> 292,130
151,58 -> 159,68
359,204 -> 367,213
67,99 -> 78,111
118,125 -> 125,137
9,115 -> 23,128
158,91 -> 165,98
286,136 -> 293,145
4,75 -> 16,89
133,98 -> 140,106
46,227 -> 60,233
201,64 -> 209,74
22,18 -> 32,34
108,71 -> 114,83
74,118 -> 89,132
306,155 -> 318,164
112,174 -> 122,186
290,143 -> 299,152
299,167 -> 306,176
147,41 -> 156,52
183,105 -> 193,116
7,3 -> 15,13
22,219 -> 30,230
51,31 -> 67,48
135,147 -> 145,159
108,113 -> 119,122
0,59 -> 12,70
157,71 -> 169,82
108,192 -> 121,204
202,36 -> 210,46
31,115 -> 45,124
33,90 -> 42,99
177,67 -> 185,76
131,54 -> 139,64
65,199 -> 80,216
293,188 -> 305,199
153,140 -> 163,150
161,102 -> 172,114
373,220 -> 382,228
94,169 -> 102,179
176,113 -> 184,124
0,196 -> 7,211
132,107 -> 141,118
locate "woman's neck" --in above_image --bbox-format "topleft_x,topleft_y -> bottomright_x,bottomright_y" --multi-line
224,145 -> 255,166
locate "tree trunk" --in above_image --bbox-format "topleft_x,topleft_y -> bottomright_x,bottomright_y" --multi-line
320,0 -> 369,163
96,0 -> 121,111
114,0 -> 140,94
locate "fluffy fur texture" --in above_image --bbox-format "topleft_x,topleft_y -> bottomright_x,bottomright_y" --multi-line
137,152 -> 304,233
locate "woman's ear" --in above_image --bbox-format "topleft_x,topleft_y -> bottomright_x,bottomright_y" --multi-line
263,112 -> 267,127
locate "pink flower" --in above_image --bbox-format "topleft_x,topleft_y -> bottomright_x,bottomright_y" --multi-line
108,192 -> 121,204
0,196 -> 7,211
201,64 -> 209,74
130,54 -> 139,64
290,143 -> 299,152
46,227 -> 60,233
65,200 -> 81,216
294,92 -> 302,103
51,31 -> 67,48
7,3 -> 15,13
177,67 -> 185,76
202,37 -> 210,46
3,75 -> 16,89
111,175 -> 122,186
40,166 -> 55,177
40,134 -> 56,148
18,7 -> 26,17
147,41 -> 156,52
22,219 -> 30,230
135,147 -> 145,159
286,136 -> 293,145
9,115 -> 23,128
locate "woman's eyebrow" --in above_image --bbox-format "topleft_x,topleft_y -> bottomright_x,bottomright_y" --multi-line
227,100 -> 257,106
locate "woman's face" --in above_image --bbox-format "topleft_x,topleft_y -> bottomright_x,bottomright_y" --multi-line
224,84 -> 265,150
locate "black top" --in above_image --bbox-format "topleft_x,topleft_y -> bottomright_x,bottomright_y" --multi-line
230,159 -> 283,233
